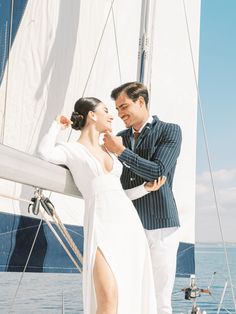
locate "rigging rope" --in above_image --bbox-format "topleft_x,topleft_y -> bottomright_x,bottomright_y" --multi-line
81,0 -> 116,97
0,22 -> 9,82
0,188 -> 83,311
0,190 -> 83,267
0,0 -> 15,143
1,1 -> 126,307
172,272 -> 234,313
9,219 -> 43,313
67,0 -> 121,142
182,0 -> 236,311
5,183 -> 19,271
0,192 -> 33,204
50,207 -> 83,265
39,207 -> 82,272
33,188 -> 83,270
111,6 -> 122,84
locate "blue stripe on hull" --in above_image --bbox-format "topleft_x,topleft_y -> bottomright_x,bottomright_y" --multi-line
176,242 -> 195,277
0,212 -> 83,273
0,212 -> 194,276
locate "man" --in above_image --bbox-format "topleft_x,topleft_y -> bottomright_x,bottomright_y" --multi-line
103,82 -> 182,314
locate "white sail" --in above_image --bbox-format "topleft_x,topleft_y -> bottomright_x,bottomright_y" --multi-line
0,0 -> 200,275
149,0 -> 201,275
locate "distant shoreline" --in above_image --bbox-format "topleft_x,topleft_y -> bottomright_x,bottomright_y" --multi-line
196,242 -> 236,247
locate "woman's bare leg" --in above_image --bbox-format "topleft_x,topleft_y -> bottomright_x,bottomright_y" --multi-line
93,248 -> 118,314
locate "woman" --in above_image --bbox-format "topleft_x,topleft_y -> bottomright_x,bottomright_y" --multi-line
38,97 -> 166,314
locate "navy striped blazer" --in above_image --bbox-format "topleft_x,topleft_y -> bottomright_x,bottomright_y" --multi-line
118,115 -> 182,230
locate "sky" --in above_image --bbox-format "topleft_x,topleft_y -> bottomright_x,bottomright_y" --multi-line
196,0 -> 236,242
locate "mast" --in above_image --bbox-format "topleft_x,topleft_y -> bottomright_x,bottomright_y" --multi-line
136,0 -> 157,95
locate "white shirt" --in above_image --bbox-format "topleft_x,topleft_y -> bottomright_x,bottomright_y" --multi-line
131,116 -> 153,150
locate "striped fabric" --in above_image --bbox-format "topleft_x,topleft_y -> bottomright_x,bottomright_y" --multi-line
118,115 -> 182,230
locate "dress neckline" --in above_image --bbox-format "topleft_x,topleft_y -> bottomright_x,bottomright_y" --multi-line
75,142 -> 114,175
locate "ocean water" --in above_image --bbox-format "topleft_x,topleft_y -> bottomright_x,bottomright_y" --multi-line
0,244 -> 235,314
173,244 -> 236,314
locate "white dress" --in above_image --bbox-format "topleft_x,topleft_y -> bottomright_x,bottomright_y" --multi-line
38,122 -> 157,314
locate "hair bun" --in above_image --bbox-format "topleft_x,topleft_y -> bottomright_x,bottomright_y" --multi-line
71,111 -> 84,130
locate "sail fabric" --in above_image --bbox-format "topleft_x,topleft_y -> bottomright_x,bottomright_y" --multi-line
0,0 -> 142,273
149,0 -> 201,276
0,0 -> 200,276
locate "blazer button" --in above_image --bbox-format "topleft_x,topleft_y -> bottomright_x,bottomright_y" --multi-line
130,177 -> 135,181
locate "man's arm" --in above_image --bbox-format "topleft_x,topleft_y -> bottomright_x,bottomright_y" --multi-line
118,124 -> 182,181
124,177 -> 166,200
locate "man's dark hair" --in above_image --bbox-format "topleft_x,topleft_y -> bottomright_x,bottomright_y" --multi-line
111,82 -> 149,107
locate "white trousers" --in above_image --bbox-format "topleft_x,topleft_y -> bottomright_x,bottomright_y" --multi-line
145,227 -> 180,314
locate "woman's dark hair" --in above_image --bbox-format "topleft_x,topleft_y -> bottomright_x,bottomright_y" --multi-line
71,97 -> 101,130
110,81 -> 149,107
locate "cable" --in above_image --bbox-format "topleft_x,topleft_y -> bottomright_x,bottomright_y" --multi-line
81,0 -> 115,97
67,0 -> 116,142
0,0 -> 15,143
5,183 -> 18,271
39,207 -> 82,272
9,219 -> 43,313
111,5 -> 122,84
0,21 -> 9,82
182,0 -> 236,311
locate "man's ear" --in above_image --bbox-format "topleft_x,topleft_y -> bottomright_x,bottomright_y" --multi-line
138,96 -> 145,107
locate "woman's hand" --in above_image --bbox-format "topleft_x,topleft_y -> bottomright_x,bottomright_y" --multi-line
56,115 -> 72,129
144,176 -> 166,192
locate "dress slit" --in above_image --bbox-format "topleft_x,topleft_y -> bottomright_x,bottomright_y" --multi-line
90,244 -> 118,313
39,122 -> 157,313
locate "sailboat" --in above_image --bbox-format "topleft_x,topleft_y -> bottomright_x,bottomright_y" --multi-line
2,0 -> 228,312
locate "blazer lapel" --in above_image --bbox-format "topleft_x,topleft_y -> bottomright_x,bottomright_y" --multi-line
135,124 -> 151,148
122,128 -> 132,149
121,116 -> 160,150
135,116 -> 161,149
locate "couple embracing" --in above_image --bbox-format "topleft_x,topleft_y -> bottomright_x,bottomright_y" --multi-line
39,81 -> 182,314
